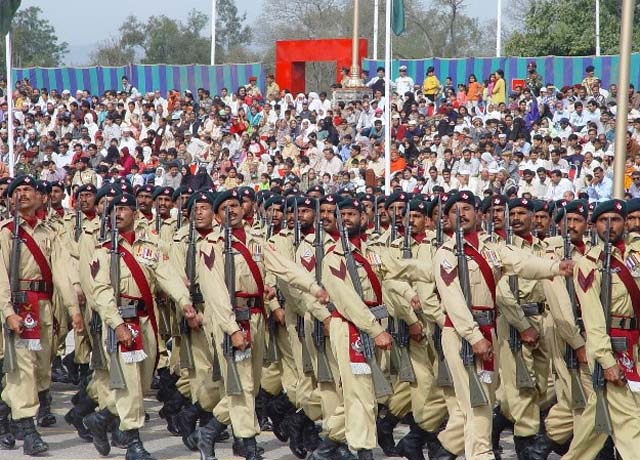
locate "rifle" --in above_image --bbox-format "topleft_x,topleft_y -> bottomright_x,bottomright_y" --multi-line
154,201 -> 162,234
180,207 -> 199,371
264,208 -> 280,365
293,198 -> 314,374
488,205 -> 495,243
312,198 -> 334,383
593,217 -> 614,435
336,205 -> 392,398
505,207 -> 536,390
222,206 -> 243,395
176,196 -> 183,230
454,208 -> 489,407
396,205 -> 416,383
561,211 -> 587,410
89,311 -> 106,370
281,199 -> 288,231
74,199 -> 83,242
435,196 -> 444,247
373,196 -> 381,235
3,205 -> 22,374
98,201 -> 108,242
107,209 -> 128,390
589,225 -> 598,246
387,208 -> 400,375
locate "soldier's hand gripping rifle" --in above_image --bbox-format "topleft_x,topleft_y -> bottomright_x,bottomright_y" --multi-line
397,204 -> 416,383
312,198 -> 334,383
593,217 -> 614,435
108,209 -> 129,390
223,206 -> 243,395
431,196 -> 453,387
3,205 -> 22,374
336,205 -> 392,398
293,199 -> 314,374
454,207 -> 489,407
180,207 -> 198,371
505,207 -> 536,390
562,210 -> 587,410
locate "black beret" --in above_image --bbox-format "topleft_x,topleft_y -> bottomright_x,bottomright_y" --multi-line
107,193 -> 137,214
532,200 -> 551,215
238,186 -> 256,202
74,183 -> 97,198
49,180 -> 67,194
358,193 -> 375,203
480,194 -> 507,214
286,195 -> 314,210
443,191 -> 476,215
591,199 -> 627,223
0,177 -> 13,187
307,184 -> 325,195
554,199 -> 589,224
96,184 -> 121,203
213,189 -> 240,213
284,187 -> 301,197
507,197 -> 534,212
337,198 -> 362,213
264,195 -> 285,210
384,191 -> 411,209
186,191 -> 214,212
35,181 -> 47,195
135,184 -> 155,197
626,198 -> 640,214
7,175 -> 37,197
319,194 -> 342,206
408,199 -> 428,215
172,186 -> 195,201
152,186 -> 174,201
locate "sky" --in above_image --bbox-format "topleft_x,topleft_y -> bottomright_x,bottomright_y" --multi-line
19,0 -> 499,65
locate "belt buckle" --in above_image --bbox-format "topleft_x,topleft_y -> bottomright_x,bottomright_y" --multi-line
119,304 -> 137,319
235,307 -> 250,322
611,336 -> 628,352
369,304 -> 388,320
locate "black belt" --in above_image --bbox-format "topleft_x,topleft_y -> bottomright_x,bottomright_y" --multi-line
611,337 -> 629,352
472,310 -> 495,326
18,280 -> 53,294
118,298 -> 146,318
520,302 -> 545,317
611,317 -> 638,330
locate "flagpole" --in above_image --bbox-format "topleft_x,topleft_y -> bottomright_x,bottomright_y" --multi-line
210,0 -> 217,65
373,0 -> 379,60
496,0 -> 502,57
384,0 -> 391,193
595,0 -> 601,56
5,33 -> 14,176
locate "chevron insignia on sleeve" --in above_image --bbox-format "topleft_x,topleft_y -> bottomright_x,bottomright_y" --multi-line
90,260 -> 100,280
300,255 -> 316,272
200,247 -> 215,270
577,268 -> 595,292
330,260 -> 346,280
440,265 -> 458,286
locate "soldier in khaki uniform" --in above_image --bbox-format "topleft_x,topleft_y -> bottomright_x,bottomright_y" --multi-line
0,175 -> 83,456
83,193 -> 195,460
71,157 -> 97,187
432,191 -> 572,460
308,198 -> 393,460
495,198 -> 554,457
563,199 -> 640,460
134,184 -> 155,232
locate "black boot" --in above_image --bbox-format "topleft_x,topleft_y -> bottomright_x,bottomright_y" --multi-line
64,388 -> 97,442
10,418 -> 24,440
302,419 -> 321,451
492,406 -> 513,454
308,437 -> 340,460
527,432 -> 569,460
83,408 -> 116,456
123,429 -> 156,460
357,449 -> 374,460
0,401 -> 15,449
334,442 -> 357,460
176,402 -> 201,450
514,435 -> 536,460
243,437 -> 264,460
233,434 -> 265,456
597,437 -> 616,460
255,388 -> 273,431
395,424 -> 437,460
430,443 -> 457,460
155,367 -> 179,403
376,412 -> 399,456
286,410 -> 310,458
77,363 -> 92,388
266,392 -> 295,442
36,390 -> 56,427
51,356 -> 69,383
63,352 -> 80,385
195,416 -> 226,460
18,417 -> 48,456
111,417 -> 128,449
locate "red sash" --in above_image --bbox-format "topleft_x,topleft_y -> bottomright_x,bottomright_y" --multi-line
231,240 -> 265,345
610,327 -> 640,391
464,244 -> 496,305
608,256 -> 640,324
7,223 -> 53,350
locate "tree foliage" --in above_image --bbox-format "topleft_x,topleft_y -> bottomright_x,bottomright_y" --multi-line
90,0 -> 253,65
504,0 -> 640,56
2,6 -> 68,68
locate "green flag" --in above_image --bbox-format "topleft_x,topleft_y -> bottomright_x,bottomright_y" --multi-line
392,0 -> 405,36
0,0 -> 21,37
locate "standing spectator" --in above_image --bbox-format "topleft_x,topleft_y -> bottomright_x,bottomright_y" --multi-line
492,69 -> 506,105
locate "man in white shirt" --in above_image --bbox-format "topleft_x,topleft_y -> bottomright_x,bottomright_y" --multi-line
119,127 -> 137,152
318,148 -> 343,178
545,169 -> 574,201
394,66 -> 415,97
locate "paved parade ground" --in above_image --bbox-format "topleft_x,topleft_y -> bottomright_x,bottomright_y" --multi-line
1,382 -> 561,460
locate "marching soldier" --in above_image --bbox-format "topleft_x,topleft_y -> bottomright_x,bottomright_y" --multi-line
83,193 -> 195,460
562,199 -> 640,460
0,175 -> 83,456
433,191 -> 573,460
134,184 -> 155,232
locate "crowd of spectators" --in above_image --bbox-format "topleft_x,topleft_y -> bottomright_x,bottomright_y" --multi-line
1,61 -> 640,204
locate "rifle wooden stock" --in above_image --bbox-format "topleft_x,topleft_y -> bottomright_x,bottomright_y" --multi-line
396,320 -> 416,383
312,318 -> 333,383
223,333 -> 243,395
432,325 -> 453,387
387,316 -> 400,375
2,323 -> 16,374
5,209 -> 22,374
297,315 -> 314,375
90,312 -> 106,370
179,317 -> 194,370
211,347 -> 222,382
265,315 -> 280,364
107,326 -> 126,389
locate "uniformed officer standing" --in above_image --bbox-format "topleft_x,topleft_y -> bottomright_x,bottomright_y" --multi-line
562,199 -> 640,460
0,175 -> 83,456
433,191 -> 573,460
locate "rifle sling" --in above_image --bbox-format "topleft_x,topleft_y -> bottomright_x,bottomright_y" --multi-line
8,223 -> 53,288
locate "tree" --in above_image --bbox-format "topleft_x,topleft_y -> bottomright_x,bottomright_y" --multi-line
1,6 -> 68,68
90,1 -> 254,65
504,0 -> 640,56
